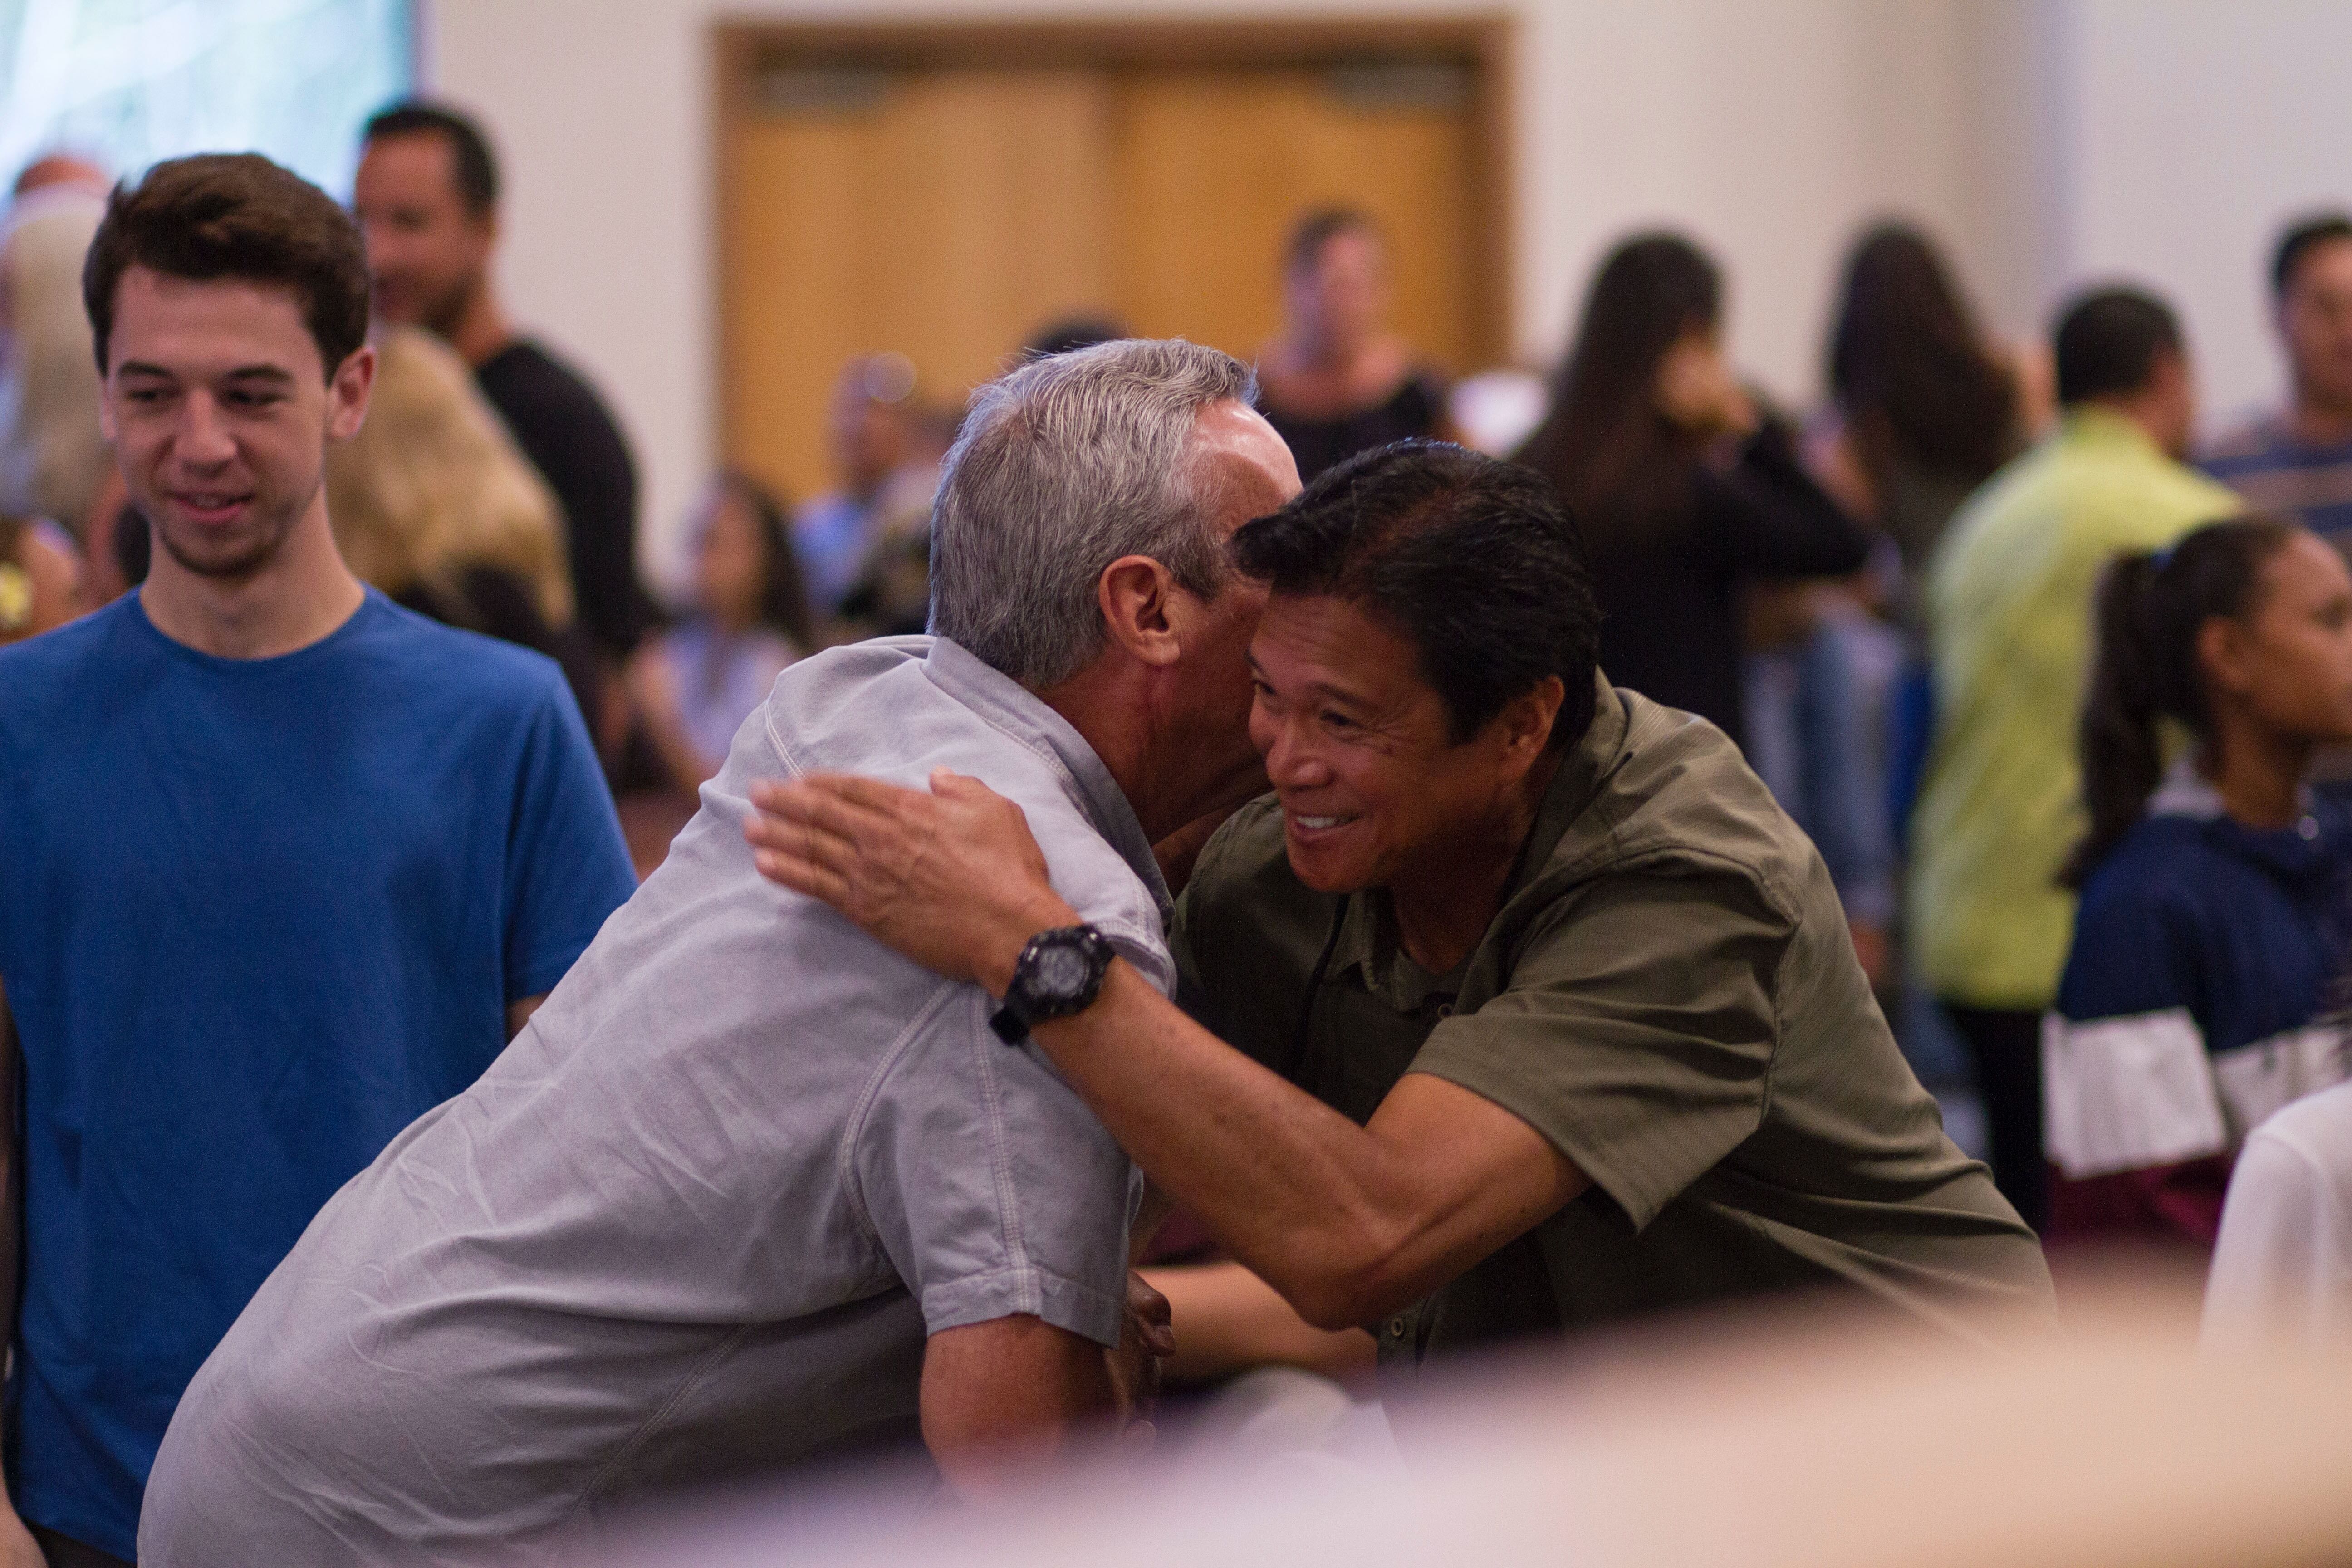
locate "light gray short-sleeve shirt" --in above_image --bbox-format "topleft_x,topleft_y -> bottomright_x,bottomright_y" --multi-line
141,638 -> 1172,1566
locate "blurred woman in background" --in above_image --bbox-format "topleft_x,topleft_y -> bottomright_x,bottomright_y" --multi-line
2047,516 -> 2352,1251
325,324 -> 598,724
1819,225 -> 2047,850
1256,208 -> 1450,482
1822,222 -> 2037,642
1515,231 -> 1867,750
625,473 -> 812,794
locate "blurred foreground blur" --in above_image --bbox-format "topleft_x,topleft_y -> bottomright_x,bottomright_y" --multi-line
590,1265 -> 2352,1568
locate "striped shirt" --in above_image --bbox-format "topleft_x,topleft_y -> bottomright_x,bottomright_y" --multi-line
2203,414 -> 2352,544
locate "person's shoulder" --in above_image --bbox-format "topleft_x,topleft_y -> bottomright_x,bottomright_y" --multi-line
2068,437 -> 2240,536
1560,691 -> 1811,917
2071,814 -> 2211,924
769,638 -> 1169,939
0,592 -> 133,680
1186,795 -> 1304,920
2245,1080 -> 2352,1182
348,593 -> 572,710
1933,444 -> 2052,559
478,339 -> 625,429
0,596 -> 152,731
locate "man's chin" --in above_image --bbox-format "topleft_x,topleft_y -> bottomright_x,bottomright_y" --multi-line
155,525 -> 289,583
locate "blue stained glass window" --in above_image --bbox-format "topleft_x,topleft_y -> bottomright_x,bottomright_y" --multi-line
0,0 -> 413,197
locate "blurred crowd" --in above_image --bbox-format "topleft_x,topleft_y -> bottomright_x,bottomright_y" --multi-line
5,94 -> 2352,1568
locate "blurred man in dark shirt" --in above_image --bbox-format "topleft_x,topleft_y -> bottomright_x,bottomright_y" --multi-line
354,99 -> 653,661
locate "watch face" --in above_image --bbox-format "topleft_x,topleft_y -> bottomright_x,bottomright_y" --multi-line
1032,941 -> 1094,998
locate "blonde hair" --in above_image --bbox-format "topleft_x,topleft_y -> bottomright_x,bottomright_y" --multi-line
327,325 -> 574,627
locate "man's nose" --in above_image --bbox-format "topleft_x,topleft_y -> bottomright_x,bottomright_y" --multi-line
1264,723 -> 1333,789
175,394 -> 237,466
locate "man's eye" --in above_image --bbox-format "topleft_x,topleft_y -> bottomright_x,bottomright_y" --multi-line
227,392 -> 284,410
1321,710 -> 1357,731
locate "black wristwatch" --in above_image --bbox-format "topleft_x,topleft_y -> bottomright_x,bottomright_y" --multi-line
989,924 -> 1116,1044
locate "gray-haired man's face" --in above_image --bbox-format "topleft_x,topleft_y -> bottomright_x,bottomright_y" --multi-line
1161,400 -> 1301,807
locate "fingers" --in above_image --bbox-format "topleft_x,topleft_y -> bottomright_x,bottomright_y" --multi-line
1125,1271 -> 1176,1358
748,774 -> 912,838
747,845 -> 854,910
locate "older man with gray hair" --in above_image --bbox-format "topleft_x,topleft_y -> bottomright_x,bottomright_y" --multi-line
139,339 -> 1301,1565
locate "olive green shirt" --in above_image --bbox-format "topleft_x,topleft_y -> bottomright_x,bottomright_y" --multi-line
1175,676 -> 2052,1376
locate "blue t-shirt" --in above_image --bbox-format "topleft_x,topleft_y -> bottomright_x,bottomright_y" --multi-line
0,589 -> 636,1556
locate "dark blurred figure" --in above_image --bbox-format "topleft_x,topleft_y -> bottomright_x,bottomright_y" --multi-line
1515,231 -> 1867,750
2205,214 -> 2352,546
626,474 -> 811,795
0,154 -> 112,542
1025,315 -> 1127,359
792,352 -> 936,618
1823,223 -> 2030,638
354,101 -> 654,663
1817,222 -> 2044,869
1256,208 -> 1449,481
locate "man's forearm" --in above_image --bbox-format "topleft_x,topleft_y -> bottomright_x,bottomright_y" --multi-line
1029,961 -> 1576,1329
920,1314 -> 1117,1495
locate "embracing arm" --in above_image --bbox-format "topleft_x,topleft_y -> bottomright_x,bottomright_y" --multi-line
921,1314 -> 1116,1494
746,774 -> 1585,1332
1024,960 -> 1580,1329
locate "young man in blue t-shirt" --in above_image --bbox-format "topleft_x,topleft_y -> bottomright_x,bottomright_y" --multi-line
0,152 -> 637,1566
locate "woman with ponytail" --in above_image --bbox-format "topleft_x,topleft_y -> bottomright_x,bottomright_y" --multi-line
2046,514 -> 2352,1249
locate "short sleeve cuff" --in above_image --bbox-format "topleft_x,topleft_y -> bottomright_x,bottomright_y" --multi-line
510,938 -> 598,1002
1405,1048 -> 1750,1234
920,1263 -> 1128,1350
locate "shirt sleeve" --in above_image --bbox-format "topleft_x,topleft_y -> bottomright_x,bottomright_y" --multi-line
1406,865 -> 1788,1232
2046,875 -> 2224,1179
500,674 -> 637,1001
850,986 -> 1138,1348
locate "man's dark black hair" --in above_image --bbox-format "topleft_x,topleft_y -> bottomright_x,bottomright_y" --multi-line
363,99 -> 499,216
2271,212 -> 2352,298
1231,441 -> 1602,751
2052,287 -> 2182,407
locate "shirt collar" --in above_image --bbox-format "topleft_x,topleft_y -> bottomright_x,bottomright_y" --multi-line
920,637 -> 1173,930
2058,405 -> 2166,456
1325,671 -> 1633,990
2146,755 -> 2318,821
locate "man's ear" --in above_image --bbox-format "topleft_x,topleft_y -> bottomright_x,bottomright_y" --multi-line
1096,554 -> 1183,668
325,342 -> 378,444
1494,675 -> 1567,776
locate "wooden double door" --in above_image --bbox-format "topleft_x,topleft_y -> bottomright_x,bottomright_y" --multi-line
717,22 -> 1509,505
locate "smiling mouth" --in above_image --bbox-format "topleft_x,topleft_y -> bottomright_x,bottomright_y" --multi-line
1287,811 -> 1357,833
173,492 -> 255,521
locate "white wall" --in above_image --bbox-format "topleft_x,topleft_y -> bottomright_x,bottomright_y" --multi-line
426,0 -> 2029,589
2048,0 -> 2352,435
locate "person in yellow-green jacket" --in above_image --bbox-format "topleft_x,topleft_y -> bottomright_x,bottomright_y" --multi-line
1911,286 -> 2241,1231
